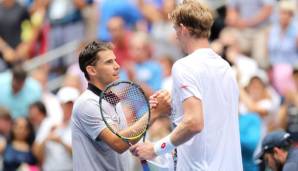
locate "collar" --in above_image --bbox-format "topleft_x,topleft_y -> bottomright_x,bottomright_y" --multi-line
87,83 -> 120,105
87,83 -> 102,97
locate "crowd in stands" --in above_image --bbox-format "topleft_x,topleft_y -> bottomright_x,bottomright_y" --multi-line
0,0 -> 298,170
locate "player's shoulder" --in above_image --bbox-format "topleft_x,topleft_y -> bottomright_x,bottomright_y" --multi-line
73,90 -> 98,112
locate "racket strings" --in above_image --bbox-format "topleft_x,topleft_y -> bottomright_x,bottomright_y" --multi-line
103,83 -> 149,139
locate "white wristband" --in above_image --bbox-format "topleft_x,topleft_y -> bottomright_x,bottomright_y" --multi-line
153,134 -> 175,156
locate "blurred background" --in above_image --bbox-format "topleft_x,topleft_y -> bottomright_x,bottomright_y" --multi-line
0,0 -> 298,170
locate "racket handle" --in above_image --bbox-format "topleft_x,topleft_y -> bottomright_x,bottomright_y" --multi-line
141,160 -> 150,171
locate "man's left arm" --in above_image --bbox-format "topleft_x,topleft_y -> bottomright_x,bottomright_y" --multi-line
244,4 -> 273,27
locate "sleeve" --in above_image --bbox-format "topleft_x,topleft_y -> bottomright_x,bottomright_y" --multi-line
172,62 -> 202,102
257,99 -> 274,113
75,99 -> 115,140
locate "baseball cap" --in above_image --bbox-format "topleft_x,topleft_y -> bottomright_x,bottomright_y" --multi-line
57,87 -> 80,103
256,131 -> 291,161
243,69 -> 269,87
279,0 -> 296,13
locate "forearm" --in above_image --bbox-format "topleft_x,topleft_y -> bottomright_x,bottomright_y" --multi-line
0,37 -> 10,51
32,142 -> 45,163
61,142 -> 72,156
247,6 -> 272,27
170,118 -> 202,146
153,114 -> 202,156
118,114 -> 148,141
277,105 -> 288,129
240,89 -> 268,117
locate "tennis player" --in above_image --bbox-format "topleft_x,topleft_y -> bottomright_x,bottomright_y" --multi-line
130,1 -> 243,170
71,41 -> 171,171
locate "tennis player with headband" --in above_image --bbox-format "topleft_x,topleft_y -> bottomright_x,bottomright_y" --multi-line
71,41 -> 171,171
130,1 -> 243,170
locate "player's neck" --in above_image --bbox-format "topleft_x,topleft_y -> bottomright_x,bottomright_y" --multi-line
186,38 -> 210,54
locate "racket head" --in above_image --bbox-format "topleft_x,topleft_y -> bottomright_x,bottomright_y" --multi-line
99,80 -> 150,141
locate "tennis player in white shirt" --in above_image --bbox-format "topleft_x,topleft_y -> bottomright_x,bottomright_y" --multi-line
130,1 -> 243,170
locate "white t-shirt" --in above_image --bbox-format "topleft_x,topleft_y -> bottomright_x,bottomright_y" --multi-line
43,123 -> 72,171
171,48 -> 243,171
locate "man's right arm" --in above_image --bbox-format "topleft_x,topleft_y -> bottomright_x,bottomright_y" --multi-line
170,96 -> 204,146
84,91 -> 171,154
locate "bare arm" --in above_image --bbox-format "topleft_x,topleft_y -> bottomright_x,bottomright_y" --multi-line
239,88 -> 269,117
32,141 -> 46,163
246,5 -> 272,27
0,138 -> 6,154
170,96 -> 203,146
99,90 -> 171,153
137,0 -> 162,23
277,104 -> 288,129
129,96 -> 203,160
226,5 -> 272,28
98,109 -> 162,153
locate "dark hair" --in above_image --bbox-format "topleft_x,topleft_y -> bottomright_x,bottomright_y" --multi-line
0,106 -> 12,121
78,41 -> 113,80
293,67 -> 298,75
9,117 -> 35,147
12,64 -> 27,81
30,101 -> 47,117
264,135 -> 293,155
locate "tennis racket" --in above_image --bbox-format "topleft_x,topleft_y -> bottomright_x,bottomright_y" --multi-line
99,80 -> 150,171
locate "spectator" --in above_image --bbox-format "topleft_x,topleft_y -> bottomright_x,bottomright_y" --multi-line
96,0 -> 142,41
0,117 -> 37,171
0,107 -> 12,139
256,130 -> 298,171
0,0 -> 30,66
211,27 -> 259,86
137,0 -> 183,60
107,16 -> 132,67
159,55 -> 174,92
40,0 -> 87,73
225,0 -> 274,64
267,0 -> 298,67
278,66 -> 298,146
0,107 -> 12,171
239,112 -> 262,171
239,70 -> 278,139
125,31 -> 163,95
28,101 -> 52,135
31,67 -> 63,125
0,64 -> 42,118
33,87 -> 79,171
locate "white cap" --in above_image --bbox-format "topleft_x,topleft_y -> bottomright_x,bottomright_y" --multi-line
249,69 -> 269,85
242,69 -> 269,87
57,87 -> 80,103
279,0 -> 296,13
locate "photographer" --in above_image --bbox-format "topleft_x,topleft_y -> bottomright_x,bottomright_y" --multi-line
256,131 -> 298,171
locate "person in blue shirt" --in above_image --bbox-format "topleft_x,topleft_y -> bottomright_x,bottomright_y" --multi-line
0,64 -> 41,118
122,31 -> 163,95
